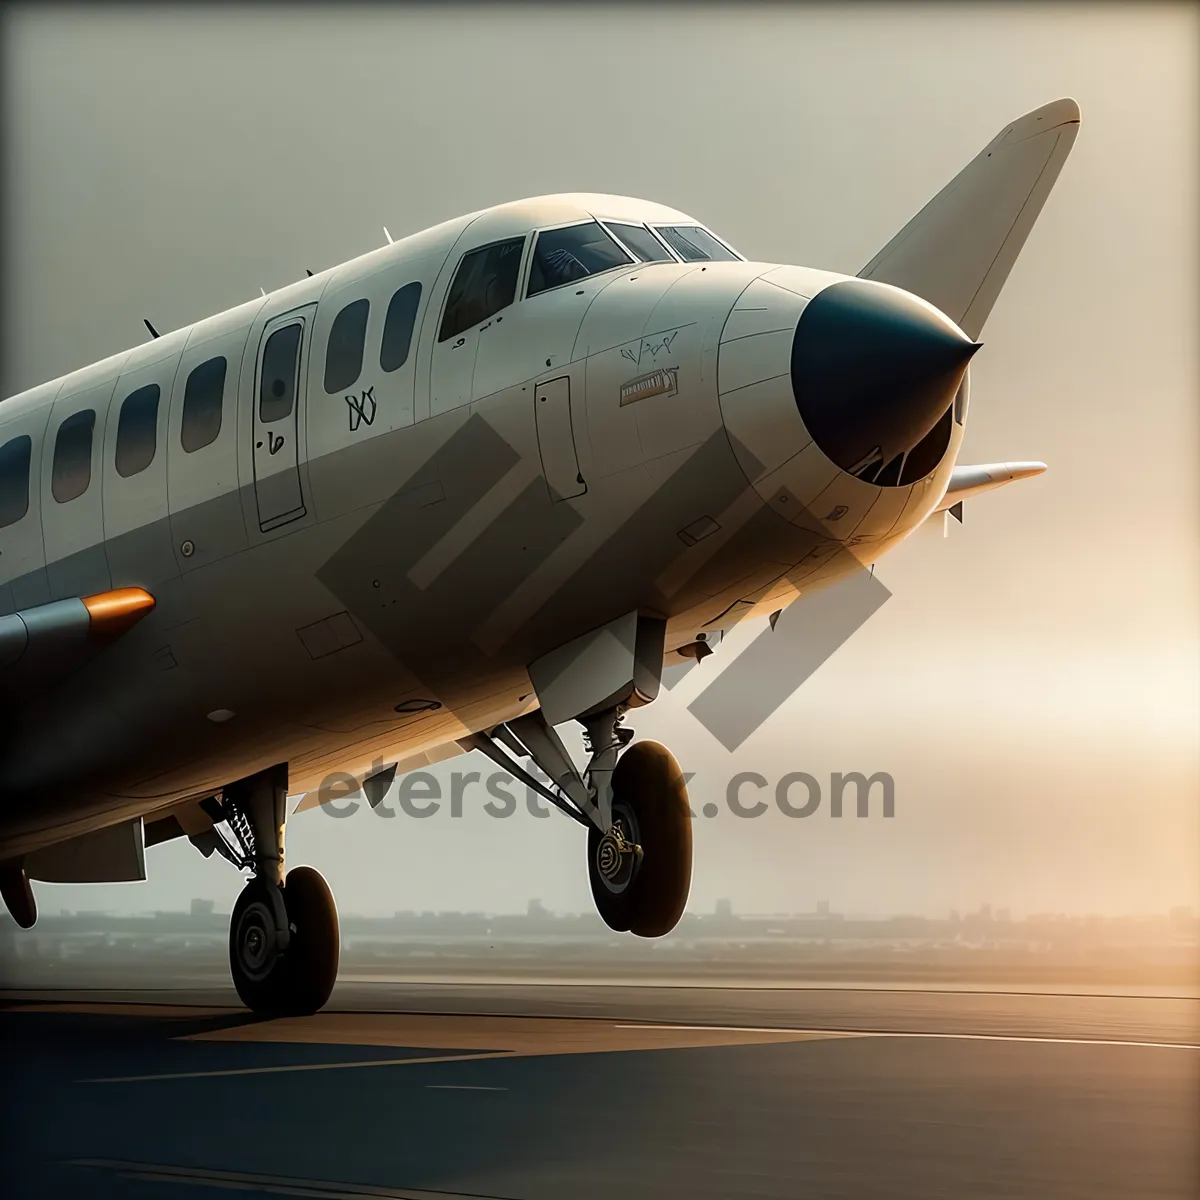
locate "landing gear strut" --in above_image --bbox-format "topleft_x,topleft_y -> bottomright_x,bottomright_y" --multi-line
467,705 -> 693,938
206,764 -> 339,1016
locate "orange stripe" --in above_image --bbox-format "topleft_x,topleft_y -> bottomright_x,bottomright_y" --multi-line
82,587 -> 156,639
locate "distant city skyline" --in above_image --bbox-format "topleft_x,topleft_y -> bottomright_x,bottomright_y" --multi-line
13,894 -> 1198,925
8,898 -> 1195,995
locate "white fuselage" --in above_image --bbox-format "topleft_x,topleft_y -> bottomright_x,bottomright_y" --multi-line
0,193 -> 965,856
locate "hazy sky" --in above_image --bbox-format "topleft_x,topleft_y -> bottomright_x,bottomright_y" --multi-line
3,4 -> 1197,920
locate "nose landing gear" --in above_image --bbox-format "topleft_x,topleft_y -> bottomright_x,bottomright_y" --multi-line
587,739 -> 692,937
466,710 -> 694,938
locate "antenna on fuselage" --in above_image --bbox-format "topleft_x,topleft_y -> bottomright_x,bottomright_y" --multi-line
259,287 -> 267,297
383,226 -> 394,244
306,269 -> 313,277
143,318 -> 160,339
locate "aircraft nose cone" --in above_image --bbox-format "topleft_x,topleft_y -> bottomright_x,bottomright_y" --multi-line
790,279 -> 980,483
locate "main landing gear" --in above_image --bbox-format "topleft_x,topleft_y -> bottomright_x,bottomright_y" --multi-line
467,704 -> 694,939
204,694 -> 690,1015
201,764 -> 339,1017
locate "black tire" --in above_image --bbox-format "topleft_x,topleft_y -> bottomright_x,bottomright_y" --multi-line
228,866 -> 339,1017
276,865 -> 340,1015
229,876 -> 286,1015
588,740 -> 692,938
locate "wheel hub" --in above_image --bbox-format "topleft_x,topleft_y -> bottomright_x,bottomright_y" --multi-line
235,898 -> 279,981
596,818 -> 642,890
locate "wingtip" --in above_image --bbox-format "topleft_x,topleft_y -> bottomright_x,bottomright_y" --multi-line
1006,461 -> 1048,480
1057,96 -> 1081,124
1033,97 -> 1080,127
997,98 -> 1081,150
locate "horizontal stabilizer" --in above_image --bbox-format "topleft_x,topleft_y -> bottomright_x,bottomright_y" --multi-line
859,99 -> 1080,338
933,462 -> 1046,512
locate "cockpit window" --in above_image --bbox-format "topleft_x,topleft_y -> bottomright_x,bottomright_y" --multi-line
440,237 -> 525,342
654,225 -> 741,262
527,221 -> 633,298
604,222 -> 675,263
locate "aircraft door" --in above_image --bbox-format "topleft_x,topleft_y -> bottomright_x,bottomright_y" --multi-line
252,305 -> 314,532
534,376 -> 586,501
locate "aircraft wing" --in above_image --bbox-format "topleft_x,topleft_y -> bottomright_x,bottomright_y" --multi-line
933,461 -> 1046,514
0,587 -> 156,700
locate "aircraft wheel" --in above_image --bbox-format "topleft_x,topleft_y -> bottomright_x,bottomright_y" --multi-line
229,866 -> 339,1017
588,740 -> 692,937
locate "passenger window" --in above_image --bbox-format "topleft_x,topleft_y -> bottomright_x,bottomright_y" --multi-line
527,222 -> 633,298
439,238 -> 525,342
259,324 -> 302,422
52,409 -> 95,504
324,298 -> 369,394
115,384 -> 160,478
604,222 -> 675,264
380,282 -> 421,372
181,357 -> 227,453
654,225 -> 741,262
0,434 -> 32,529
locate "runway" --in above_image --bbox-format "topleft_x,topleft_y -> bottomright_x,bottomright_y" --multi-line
3,983 -> 1198,1199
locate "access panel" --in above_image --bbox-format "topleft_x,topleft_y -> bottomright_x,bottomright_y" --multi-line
534,376 -> 586,502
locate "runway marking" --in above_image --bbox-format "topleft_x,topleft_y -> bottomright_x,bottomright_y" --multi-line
425,1084 -> 507,1091
83,1050 -> 512,1084
3,1002 -> 231,1018
82,1013 -> 852,1082
613,1024 -> 1200,1050
54,1006 -> 1200,1087
179,1011 -> 851,1055
69,1158 -> 503,1198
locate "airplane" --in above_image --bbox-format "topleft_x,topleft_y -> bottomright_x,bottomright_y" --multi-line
0,98 -> 1079,1015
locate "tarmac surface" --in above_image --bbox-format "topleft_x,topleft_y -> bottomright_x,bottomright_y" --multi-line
2,981 -> 1198,1199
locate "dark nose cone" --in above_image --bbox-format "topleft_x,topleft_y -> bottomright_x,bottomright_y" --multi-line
791,279 -> 980,486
